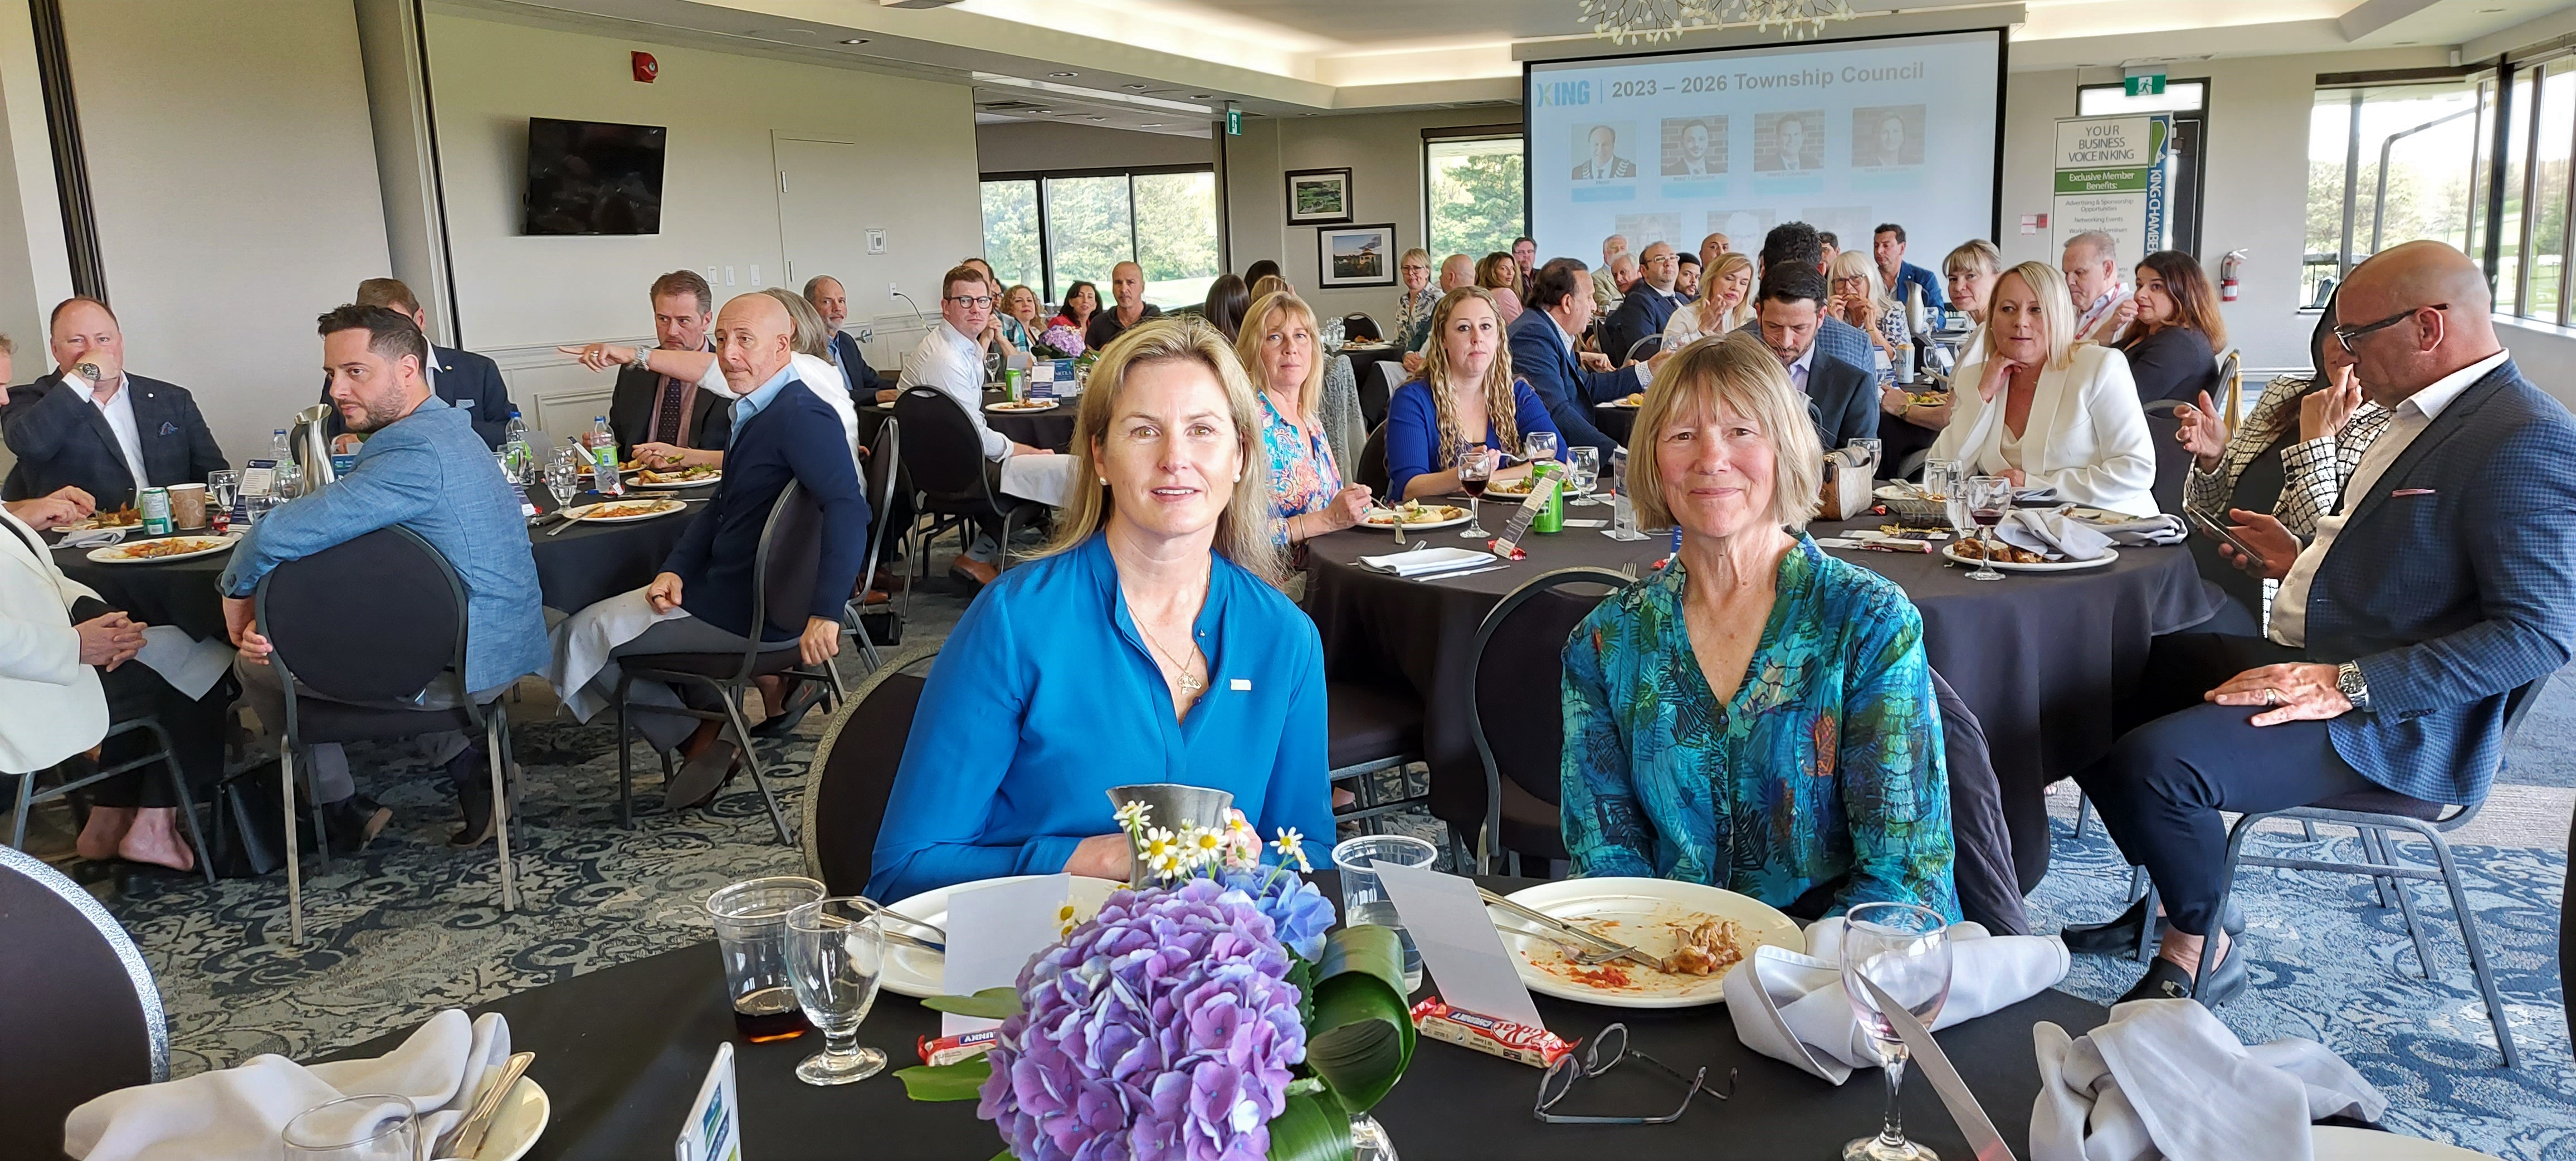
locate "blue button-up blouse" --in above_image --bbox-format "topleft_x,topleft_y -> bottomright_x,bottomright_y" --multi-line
865,533 -> 1336,901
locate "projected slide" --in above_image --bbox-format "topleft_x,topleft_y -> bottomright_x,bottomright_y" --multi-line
1526,29 -> 2002,266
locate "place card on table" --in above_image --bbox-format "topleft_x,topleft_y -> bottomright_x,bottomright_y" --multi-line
1372,862 -> 1546,1031
674,1042 -> 740,1161
940,873 -> 1071,1036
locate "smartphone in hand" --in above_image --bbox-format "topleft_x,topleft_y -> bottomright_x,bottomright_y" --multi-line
2187,509 -> 2266,569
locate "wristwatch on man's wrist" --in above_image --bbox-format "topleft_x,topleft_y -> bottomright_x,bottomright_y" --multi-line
2335,661 -> 2372,711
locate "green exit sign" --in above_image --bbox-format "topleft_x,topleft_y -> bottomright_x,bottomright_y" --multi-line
2125,74 -> 2166,96
1225,108 -> 1242,136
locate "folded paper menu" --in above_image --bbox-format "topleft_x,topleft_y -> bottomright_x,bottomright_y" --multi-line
1373,862 -> 1546,1030
1724,918 -> 2067,1084
941,874 -> 1070,1036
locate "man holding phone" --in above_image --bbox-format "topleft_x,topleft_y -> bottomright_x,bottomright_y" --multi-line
2067,241 -> 2576,1007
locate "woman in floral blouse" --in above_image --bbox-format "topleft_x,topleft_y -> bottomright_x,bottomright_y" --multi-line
1560,331 -> 1957,919
1238,290 -> 1371,544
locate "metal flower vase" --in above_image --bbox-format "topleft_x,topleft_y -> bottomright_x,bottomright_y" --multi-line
1103,783 -> 1233,887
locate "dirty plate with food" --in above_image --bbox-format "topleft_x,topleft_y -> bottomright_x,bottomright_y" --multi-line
1494,877 -> 1803,1008
85,533 -> 241,564
1941,540 -> 2118,572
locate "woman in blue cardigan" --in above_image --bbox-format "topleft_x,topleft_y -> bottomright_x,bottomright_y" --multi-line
867,318 -> 1336,900
1384,286 -> 1567,501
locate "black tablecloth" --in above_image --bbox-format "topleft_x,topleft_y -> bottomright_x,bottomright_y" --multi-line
1305,516 -> 2224,890
1593,400 -> 1640,445
50,490 -> 698,640
863,390 -> 1075,453
328,873 -> 2107,1160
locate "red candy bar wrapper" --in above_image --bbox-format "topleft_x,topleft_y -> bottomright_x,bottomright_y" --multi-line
1482,540 -> 1528,560
916,1029 -> 999,1067
1409,997 -> 1574,1069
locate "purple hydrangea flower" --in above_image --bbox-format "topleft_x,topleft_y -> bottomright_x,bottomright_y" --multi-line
1216,867 -> 1335,963
978,879 -> 1306,1161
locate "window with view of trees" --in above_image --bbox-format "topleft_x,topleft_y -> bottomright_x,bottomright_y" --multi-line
976,167 -> 1221,310
2305,79 -> 2489,313
1424,134 -> 1525,264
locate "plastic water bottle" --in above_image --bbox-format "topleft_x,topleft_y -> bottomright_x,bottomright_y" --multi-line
501,408 -> 533,483
270,429 -> 299,499
587,417 -> 624,496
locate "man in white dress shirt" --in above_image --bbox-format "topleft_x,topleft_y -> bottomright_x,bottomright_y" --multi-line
0,299 -> 226,509
2065,230 -> 2135,345
897,265 -> 1071,588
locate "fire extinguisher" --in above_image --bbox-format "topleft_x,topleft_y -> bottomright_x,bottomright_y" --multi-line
2219,249 -> 2247,302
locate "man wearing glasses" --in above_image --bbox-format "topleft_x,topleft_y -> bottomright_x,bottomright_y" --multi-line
1600,241 -> 1686,365
894,265 -> 1067,588
2069,240 -> 2576,1006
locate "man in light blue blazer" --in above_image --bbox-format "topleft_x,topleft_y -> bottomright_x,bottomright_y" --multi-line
2073,241 -> 2576,1006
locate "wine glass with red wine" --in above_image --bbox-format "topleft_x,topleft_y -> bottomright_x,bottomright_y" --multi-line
1963,475 -> 2010,582
1457,443 -> 1493,539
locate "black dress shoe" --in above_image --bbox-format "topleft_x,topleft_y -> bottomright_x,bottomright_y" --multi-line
447,746 -> 516,848
750,683 -> 827,740
2117,939 -> 2249,1006
323,796 -> 393,857
2061,895 -> 2247,957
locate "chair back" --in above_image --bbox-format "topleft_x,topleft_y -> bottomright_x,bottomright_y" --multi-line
1928,668 -> 2028,935
0,846 -> 164,1160
1340,313 -> 1382,342
857,418 -> 901,594
2141,399 -> 2193,515
1354,422 -> 1391,497
749,480 -> 824,652
892,387 -> 991,496
257,525 -> 463,705
1467,568 -> 1631,869
800,645 -> 942,895
2215,348 -> 2242,419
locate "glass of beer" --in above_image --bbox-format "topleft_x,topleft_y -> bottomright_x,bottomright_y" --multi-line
706,876 -> 825,1042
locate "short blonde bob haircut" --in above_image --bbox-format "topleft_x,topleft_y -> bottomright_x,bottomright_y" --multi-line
1233,290 -> 1325,422
1032,316 -> 1286,586
1626,331 -> 1824,534
1942,238 -> 2001,280
1982,261 -> 2077,372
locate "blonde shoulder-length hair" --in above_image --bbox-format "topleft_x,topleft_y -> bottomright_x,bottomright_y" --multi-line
1627,331 -> 1824,534
1983,261 -> 2077,372
1234,290 -> 1325,422
1031,317 -> 1286,586
1413,286 -> 1520,470
1696,251 -> 1756,329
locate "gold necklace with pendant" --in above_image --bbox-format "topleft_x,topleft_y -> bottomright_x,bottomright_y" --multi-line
1135,617 -> 1204,697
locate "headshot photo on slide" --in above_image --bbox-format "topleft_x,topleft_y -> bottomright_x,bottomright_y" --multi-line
1661,116 -> 1727,176
1852,105 -> 1926,168
1755,111 -> 1823,173
1572,123 -> 1637,180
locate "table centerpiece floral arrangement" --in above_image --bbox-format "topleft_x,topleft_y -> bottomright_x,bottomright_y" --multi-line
1033,323 -> 1087,359
897,804 -> 1416,1161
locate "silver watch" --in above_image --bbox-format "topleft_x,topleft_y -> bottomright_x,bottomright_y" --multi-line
2335,661 -> 2371,711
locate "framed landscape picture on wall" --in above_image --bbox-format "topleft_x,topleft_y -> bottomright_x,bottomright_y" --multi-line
1316,223 -> 1398,288
1285,167 -> 1353,225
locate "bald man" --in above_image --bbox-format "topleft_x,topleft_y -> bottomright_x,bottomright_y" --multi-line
550,292 -> 872,811
2072,240 -> 2576,1008
803,275 -> 884,397
2064,231 -> 2133,344
1699,232 -> 1729,269
1086,261 -> 1162,351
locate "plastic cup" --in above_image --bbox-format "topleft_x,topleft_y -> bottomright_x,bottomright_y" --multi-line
706,876 -> 825,1042
1331,834 -> 1437,993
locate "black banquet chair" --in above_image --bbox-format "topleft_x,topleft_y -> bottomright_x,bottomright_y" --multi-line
616,481 -> 846,847
1462,567 -> 1632,875
0,845 -> 165,1161
1352,422 -> 1391,499
7,718 -> 212,884
836,417 -> 904,679
256,525 -> 520,944
799,645 -> 941,896
1929,667 -> 2029,936
894,387 -> 1047,593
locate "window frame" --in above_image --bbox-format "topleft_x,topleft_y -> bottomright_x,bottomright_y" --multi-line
1419,124 -> 1526,266
2074,79 -> 2211,258
2305,72 -> 2490,313
978,163 -> 1216,304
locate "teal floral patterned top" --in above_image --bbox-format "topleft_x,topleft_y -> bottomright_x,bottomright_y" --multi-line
1560,535 -> 1959,920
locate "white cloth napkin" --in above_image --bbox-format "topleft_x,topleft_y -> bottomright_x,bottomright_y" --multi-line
1996,509 -> 2116,562
132,625 -> 235,700
66,1009 -> 510,1161
2056,507 -> 2188,546
1725,918 -> 2070,1084
1358,546 -> 1495,577
2032,998 -> 2385,1161
55,526 -> 129,549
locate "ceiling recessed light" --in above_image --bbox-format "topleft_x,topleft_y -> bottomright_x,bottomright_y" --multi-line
1049,71 -> 1077,77
1123,82 -> 1149,90
1140,123 -> 1165,128
840,37 -> 869,44
1089,116 -> 1107,121
1033,108 -> 1053,114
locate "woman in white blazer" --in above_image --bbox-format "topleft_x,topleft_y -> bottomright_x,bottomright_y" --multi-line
0,495 -> 124,773
1928,261 -> 2158,516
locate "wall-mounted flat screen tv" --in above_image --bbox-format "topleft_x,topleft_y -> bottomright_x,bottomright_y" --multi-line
523,117 -> 666,235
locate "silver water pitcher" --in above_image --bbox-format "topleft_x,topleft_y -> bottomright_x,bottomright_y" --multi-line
287,403 -> 338,493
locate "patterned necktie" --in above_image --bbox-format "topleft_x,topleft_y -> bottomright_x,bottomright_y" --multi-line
651,374 -> 687,444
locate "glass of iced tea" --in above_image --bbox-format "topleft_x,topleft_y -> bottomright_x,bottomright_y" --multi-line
707,876 -> 826,1042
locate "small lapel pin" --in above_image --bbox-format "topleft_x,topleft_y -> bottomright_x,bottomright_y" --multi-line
1230,678 -> 1251,692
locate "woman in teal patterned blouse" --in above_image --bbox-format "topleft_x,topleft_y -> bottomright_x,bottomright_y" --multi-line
1561,332 -> 1958,919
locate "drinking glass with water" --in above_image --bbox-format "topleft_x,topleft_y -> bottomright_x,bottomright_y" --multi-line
1331,834 -> 1437,993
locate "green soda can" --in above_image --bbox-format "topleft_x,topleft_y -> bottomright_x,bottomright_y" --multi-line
1532,463 -> 1565,534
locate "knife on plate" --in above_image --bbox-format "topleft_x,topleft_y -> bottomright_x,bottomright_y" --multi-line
1860,977 -> 2017,1161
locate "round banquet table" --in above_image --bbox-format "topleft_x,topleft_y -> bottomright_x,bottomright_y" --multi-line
324,872 -> 2109,1160
862,389 -> 1076,453
48,487 -> 701,641
1593,399 -> 1640,445
1304,513 -> 2226,891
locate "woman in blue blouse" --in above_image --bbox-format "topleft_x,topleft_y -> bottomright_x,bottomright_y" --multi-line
1384,287 -> 1567,501
867,318 -> 1336,901
1560,332 -> 1958,919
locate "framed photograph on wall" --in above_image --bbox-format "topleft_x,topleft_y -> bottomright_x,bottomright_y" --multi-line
1316,223 -> 1398,288
1285,168 -> 1354,225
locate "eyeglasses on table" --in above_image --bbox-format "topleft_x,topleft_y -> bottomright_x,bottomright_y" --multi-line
1533,1022 -> 1740,1125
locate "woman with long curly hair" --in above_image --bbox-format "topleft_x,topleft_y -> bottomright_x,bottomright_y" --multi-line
1383,286 -> 1567,500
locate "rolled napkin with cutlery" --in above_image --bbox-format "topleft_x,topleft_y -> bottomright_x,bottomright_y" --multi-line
2053,506 -> 2188,546
1996,509 -> 2116,562
1359,545 -> 1497,577
55,526 -> 130,549
2031,998 -> 2386,1161
66,1009 -> 513,1161
1724,918 -> 2070,1084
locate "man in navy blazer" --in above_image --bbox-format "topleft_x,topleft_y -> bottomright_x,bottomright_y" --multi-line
1510,258 -> 1655,461
1600,241 -> 1687,363
802,275 -> 884,397
319,279 -> 515,449
1753,266 -> 1877,451
2072,241 -> 2576,1006
1,297 -> 227,509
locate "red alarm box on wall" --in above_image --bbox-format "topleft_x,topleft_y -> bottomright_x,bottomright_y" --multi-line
632,51 -> 658,82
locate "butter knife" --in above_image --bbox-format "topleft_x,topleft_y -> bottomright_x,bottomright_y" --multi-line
1477,887 -> 1660,969
1860,977 -> 2016,1161
446,1050 -> 535,1160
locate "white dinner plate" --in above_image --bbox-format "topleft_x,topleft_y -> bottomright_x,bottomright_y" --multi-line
1596,399 -> 1643,409
1497,877 -> 1803,1009
2311,1126 -> 2502,1159
84,533 -> 240,564
458,1075 -> 549,1161
625,470 -> 721,489
558,499 -> 686,524
1361,505 -> 1472,531
985,400 -> 1061,413
877,875 -> 1126,998
1940,542 -> 2119,573
1874,484 -> 1949,503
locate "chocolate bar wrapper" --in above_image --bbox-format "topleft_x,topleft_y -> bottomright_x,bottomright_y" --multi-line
1409,996 -> 1574,1069
916,1029 -> 999,1067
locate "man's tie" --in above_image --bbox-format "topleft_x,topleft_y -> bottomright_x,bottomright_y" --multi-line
652,374 -> 688,445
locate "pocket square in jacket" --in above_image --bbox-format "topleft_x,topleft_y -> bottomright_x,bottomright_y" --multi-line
2390,488 -> 2435,497
158,421 -> 177,436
